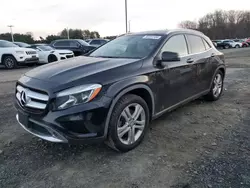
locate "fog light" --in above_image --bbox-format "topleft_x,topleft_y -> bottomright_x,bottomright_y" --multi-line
68,114 -> 84,121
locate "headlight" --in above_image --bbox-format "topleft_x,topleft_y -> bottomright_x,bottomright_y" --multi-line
16,51 -> 25,54
54,84 -> 102,110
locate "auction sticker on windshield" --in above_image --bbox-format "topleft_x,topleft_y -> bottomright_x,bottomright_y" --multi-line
143,35 -> 162,40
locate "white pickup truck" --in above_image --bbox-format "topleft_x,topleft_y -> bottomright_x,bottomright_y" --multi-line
0,40 -> 39,69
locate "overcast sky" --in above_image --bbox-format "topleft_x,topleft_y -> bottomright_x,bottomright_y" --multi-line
0,0 -> 250,39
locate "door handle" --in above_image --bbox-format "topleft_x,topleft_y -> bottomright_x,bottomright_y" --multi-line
211,53 -> 215,57
186,58 -> 194,63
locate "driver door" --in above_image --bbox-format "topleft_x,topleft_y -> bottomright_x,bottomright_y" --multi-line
153,34 -> 197,113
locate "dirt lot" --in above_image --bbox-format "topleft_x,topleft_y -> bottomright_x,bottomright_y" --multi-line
0,49 -> 250,188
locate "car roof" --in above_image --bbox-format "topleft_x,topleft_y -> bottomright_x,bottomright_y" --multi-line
127,29 -> 204,36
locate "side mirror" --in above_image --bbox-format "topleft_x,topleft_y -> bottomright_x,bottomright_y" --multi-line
161,51 -> 180,62
77,43 -> 81,48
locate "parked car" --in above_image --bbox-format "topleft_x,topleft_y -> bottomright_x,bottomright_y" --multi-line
50,39 -> 96,56
15,29 -> 225,152
13,42 -> 31,48
85,39 -> 109,47
244,38 -> 250,45
212,40 -> 231,49
0,40 -> 38,69
223,40 -> 242,48
233,39 -> 249,47
28,44 -> 74,63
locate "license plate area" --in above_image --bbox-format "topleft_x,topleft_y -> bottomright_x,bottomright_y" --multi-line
18,111 -> 29,126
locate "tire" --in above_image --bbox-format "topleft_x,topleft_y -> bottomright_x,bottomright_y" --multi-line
48,55 -> 58,63
106,94 -> 150,152
243,44 -> 247,48
3,55 -> 17,69
235,45 -> 240,48
224,45 -> 230,49
204,70 -> 224,101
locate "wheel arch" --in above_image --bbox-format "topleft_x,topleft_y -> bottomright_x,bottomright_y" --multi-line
1,54 -> 17,63
209,65 -> 226,89
48,53 -> 58,62
104,82 -> 155,138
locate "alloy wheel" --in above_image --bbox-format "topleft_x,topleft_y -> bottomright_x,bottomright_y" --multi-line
117,103 -> 146,145
5,58 -> 15,68
213,73 -> 223,98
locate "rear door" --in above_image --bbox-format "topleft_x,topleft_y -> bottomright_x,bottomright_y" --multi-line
185,34 -> 213,93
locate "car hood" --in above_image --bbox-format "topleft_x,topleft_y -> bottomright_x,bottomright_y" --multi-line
55,49 -> 73,54
25,56 -> 142,85
6,47 -> 36,51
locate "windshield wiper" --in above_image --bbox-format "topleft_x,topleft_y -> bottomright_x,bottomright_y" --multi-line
90,56 -> 119,58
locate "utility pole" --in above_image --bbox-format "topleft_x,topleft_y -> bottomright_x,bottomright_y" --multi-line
67,27 -> 70,39
128,20 -> 131,33
125,0 -> 128,33
7,25 -> 14,42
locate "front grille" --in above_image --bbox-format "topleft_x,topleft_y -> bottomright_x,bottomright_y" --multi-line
26,51 -> 37,55
66,55 -> 74,58
16,85 -> 49,112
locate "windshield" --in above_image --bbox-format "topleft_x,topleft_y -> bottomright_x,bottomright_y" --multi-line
38,45 -> 54,51
0,40 -> 18,48
89,34 -> 163,59
77,40 -> 89,46
15,42 -> 30,47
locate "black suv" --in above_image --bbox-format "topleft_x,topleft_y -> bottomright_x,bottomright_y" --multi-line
50,39 -> 96,56
15,29 -> 225,152
85,39 -> 109,47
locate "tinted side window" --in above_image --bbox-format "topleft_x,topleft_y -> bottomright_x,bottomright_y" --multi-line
90,40 -> 101,45
202,39 -> 211,50
54,41 -> 69,47
187,35 -> 206,54
161,35 -> 188,56
70,41 -> 79,47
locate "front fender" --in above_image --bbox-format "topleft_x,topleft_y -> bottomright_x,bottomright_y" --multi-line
103,76 -> 155,137
105,75 -> 151,98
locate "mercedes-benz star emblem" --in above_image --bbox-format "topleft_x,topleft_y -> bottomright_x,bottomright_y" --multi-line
20,90 -> 27,106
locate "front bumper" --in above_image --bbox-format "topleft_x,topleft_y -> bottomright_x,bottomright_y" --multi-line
60,54 -> 74,60
18,57 -> 39,64
15,95 -> 112,144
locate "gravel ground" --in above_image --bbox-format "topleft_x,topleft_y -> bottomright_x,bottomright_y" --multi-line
0,48 -> 250,188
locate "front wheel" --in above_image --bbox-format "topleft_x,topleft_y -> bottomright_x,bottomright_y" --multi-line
106,94 -> 150,152
48,55 -> 58,63
235,45 -> 240,48
3,55 -> 17,69
204,70 -> 224,101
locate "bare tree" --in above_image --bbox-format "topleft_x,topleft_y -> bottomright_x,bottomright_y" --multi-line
178,10 -> 250,39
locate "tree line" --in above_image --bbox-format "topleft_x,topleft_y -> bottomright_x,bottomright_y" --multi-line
3,10 -> 248,44
179,10 -> 250,40
0,28 -> 106,44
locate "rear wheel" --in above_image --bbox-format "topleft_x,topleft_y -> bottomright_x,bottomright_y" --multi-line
235,45 -> 240,48
204,70 -> 224,101
106,94 -> 149,152
48,55 -> 58,63
3,55 -> 17,69
224,45 -> 230,49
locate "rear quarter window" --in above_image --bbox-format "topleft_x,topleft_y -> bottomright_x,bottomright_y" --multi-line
186,35 -> 206,54
202,39 -> 211,50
